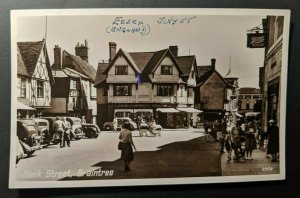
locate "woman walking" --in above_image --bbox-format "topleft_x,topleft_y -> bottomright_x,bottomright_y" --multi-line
119,122 -> 136,172
245,117 -> 257,160
267,119 -> 279,162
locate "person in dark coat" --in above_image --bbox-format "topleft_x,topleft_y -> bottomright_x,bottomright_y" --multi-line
267,119 -> 279,162
245,117 -> 257,160
119,122 -> 137,172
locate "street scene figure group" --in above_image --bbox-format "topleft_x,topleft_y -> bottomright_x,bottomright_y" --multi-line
203,116 -> 279,163
53,117 -> 72,148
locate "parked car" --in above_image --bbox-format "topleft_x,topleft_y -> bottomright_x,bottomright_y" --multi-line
16,136 -> 37,164
40,117 -> 61,145
17,120 -> 42,149
66,117 -> 85,140
22,118 -> 52,146
103,122 -> 114,131
82,123 -> 101,138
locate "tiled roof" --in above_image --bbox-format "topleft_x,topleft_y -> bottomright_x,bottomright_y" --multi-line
175,56 -> 195,75
17,40 -> 44,76
143,49 -> 169,74
94,62 -> 109,86
17,48 -> 30,77
65,51 -> 96,82
122,49 -> 141,73
239,87 -> 261,94
129,52 -> 155,72
63,67 -> 89,79
197,65 -> 212,78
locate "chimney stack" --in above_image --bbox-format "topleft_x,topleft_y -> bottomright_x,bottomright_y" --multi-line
109,42 -> 117,62
53,45 -> 62,70
75,40 -> 89,63
169,46 -> 178,56
211,58 -> 216,70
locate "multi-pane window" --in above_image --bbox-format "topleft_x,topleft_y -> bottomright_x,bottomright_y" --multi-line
114,85 -> 131,96
239,95 -> 243,99
180,85 -> 184,97
157,85 -> 173,96
37,80 -> 44,98
245,95 -> 251,99
20,78 -> 26,98
115,65 -> 128,75
253,95 -> 260,99
161,65 -> 173,75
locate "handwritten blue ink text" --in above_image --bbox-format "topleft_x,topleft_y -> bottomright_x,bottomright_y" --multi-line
157,16 -> 197,25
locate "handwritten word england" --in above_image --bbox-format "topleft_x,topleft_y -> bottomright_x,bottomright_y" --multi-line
106,17 -> 150,36
157,16 -> 197,25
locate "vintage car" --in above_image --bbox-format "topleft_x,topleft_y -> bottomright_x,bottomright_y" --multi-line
40,117 -> 61,144
17,120 -> 42,149
82,123 -> 101,138
66,117 -> 85,140
103,122 -> 114,131
22,118 -> 52,146
16,136 -> 37,164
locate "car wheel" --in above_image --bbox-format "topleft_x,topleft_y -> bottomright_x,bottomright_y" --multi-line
93,134 -> 99,138
105,126 -> 111,131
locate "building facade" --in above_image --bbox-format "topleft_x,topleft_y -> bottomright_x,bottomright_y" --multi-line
238,87 -> 261,114
95,42 -> 201,129
17,40 -> 54,118
260,16 -> 284,131
46,41 -> 97,124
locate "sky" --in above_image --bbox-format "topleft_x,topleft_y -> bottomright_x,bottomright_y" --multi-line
15,14 -> 266,88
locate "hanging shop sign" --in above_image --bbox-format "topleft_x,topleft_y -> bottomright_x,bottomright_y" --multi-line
247,33 -> 267,48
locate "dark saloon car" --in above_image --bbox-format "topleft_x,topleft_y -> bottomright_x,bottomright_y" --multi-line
82,124 -> 101,138
66,117 -> 85,140
17,120 -> 42,149
40,117 -> 61,144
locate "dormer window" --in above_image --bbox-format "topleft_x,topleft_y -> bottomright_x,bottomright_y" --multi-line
115,65 -> 128,75
161,65 -> 173,75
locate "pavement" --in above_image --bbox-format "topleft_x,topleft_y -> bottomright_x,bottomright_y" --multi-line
221,147 -> 280,176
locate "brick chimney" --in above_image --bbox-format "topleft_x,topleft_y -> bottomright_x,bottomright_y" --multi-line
75,40 -> 89,62
211,58 -> 216,70
169,46 -> 178,56
53,45 -> 62,70
109,42 -> 117,62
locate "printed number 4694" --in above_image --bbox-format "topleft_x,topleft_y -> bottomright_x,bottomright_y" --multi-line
262,166 -> 273,172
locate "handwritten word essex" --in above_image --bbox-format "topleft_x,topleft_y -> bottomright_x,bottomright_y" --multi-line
157,16 -> 197,25
106,17 -> 150,36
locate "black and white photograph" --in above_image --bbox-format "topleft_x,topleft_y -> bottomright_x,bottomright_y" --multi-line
9,8 -> 290,188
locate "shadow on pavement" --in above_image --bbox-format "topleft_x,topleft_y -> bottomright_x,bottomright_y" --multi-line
61,136 -> 221,180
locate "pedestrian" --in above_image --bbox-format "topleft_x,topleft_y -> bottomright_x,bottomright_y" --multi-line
119,122 -> 137,172
189,118 -> 193,132
81,115 -> 86,124
245,117 -> 257,160
53,117 -> 65,148
62,117 -> 71,147
113,117 -> 118,132
267,119 -> 279,162
214,119 -> 224,154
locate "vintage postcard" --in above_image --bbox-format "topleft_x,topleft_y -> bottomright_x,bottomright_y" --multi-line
9,8 -> 290,188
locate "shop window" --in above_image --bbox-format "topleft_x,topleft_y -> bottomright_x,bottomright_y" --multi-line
115,65 -> 128,75
157,85 -> 173,96
161,65 -> 173,75
37,80 -> 44,98
114,85 -> 131,96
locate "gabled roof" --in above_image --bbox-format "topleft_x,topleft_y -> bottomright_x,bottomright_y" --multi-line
17,48 -> 30,77
104,49 -> 141,74
143,49 -> 183,74
17,40 -> 44,76
94,62 -> 109,87
17,40 -> 54,84
197,65 -> 212,79
175,55 -> 196,75
63,67 -> 90,79
196,69 -> 230,88
64,51 -> 96,82
129,52 -> 155,72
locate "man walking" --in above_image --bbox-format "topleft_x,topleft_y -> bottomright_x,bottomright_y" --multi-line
54,117 -> 65,148
62,117 -> 72,147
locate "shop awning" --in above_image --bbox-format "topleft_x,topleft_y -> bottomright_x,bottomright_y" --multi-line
17,101 -> 35,110
235,112 -> 243,117
156,108 -> 179,113
177,107 -> 203,113
133,109 -> 153,113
